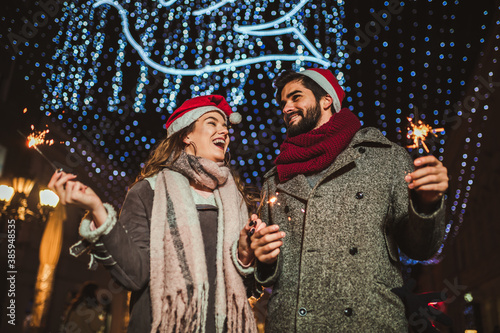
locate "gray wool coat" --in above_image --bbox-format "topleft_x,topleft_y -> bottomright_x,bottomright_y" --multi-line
256,127 -> 445,332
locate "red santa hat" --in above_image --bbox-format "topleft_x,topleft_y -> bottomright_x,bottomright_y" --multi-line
299,68 -> 345,113
166,94 -> 241,137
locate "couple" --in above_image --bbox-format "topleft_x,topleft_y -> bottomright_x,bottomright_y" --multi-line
49,68 -> 448,332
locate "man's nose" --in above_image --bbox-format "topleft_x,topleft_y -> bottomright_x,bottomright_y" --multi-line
282,101 -> 294,114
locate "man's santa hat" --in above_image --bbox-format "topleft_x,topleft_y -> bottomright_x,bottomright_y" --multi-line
299,68 -> 345,113
166,94 -> 241,137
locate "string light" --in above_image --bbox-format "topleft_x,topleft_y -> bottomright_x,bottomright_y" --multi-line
2,1 -> 496,262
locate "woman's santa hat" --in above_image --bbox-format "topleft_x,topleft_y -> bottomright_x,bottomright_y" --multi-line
299,68 -> 345,113
166,94 -> 241,137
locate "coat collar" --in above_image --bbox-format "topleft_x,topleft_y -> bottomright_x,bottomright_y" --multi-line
265,127 -> 393,201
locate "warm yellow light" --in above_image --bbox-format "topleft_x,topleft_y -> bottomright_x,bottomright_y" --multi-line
39,189 -> 59,208
13,177 -> 35,197
0,185 -> 15,202
465,330 -> 478,333
464,292 -> 473,303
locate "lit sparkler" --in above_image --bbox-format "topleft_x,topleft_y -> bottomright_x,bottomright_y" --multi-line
255,192 -> 279,217
406,116 -> 444,153
26,128 -> 54,148
18,129 -> 60,171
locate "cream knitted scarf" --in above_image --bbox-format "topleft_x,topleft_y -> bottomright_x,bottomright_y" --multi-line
149,152 -> 257,333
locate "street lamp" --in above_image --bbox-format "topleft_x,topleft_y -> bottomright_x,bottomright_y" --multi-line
0,185 -> 15,210
0,177 -> 59,223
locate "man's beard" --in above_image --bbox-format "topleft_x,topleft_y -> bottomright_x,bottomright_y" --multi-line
285,103 -> 322,137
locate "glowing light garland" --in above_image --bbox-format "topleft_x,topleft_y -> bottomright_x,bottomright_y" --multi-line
2,1 -> 497,266
92,0 -> 332,75
29,0 -> 347,206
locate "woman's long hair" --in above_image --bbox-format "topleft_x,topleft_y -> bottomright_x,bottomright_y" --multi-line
131,122 -> 259,212
131,123 -> 195,187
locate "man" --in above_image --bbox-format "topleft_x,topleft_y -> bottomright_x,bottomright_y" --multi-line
249,68 -> 448,331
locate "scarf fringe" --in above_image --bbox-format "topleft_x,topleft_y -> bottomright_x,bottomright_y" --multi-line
158,283 -> 209,333
226,293 -> 257,333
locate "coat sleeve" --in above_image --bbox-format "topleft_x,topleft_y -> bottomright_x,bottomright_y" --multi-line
254,179 -> 282,287
79,180 -> 153,291
390,145 -> 446,260
231,194 -> 255,277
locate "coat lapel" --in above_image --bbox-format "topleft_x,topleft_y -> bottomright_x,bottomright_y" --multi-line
272,127 -> 393,200
276,174 -> 312,201
316,147 -> 360,184
312,128 -> 392,189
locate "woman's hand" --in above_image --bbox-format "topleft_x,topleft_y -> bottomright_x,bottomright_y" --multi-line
48,171 -> 108,226
237,214 -> 265,266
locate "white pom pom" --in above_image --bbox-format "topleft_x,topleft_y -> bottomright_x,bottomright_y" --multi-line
229,112 -> 242,124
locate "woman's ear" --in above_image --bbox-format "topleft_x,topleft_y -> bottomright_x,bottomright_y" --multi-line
183,137 -> 191,145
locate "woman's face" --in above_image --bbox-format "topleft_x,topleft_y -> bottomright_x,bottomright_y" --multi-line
184,111 -> 229,163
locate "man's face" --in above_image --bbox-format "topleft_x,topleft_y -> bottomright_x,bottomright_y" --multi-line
280,80 -> 321,137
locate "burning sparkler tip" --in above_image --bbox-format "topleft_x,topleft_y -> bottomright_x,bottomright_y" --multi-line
406,114 -> 445,153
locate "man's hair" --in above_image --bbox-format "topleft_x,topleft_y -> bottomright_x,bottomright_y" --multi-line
273,70 -> 329,107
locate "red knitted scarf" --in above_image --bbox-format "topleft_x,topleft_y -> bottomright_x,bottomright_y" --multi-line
275,108 -> 361,182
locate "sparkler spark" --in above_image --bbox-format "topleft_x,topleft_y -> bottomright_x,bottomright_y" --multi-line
255,193 -> 279,217
18,130 -> 60,171
406,117 -> 444,153
27,129 -> 54,148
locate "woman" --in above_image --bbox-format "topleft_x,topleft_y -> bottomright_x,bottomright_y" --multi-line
49,95 -> 258,333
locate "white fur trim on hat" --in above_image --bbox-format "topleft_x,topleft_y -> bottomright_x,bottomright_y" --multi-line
229,112 -> 242,125
167,106 -> 227,137
300,70 -> 342,113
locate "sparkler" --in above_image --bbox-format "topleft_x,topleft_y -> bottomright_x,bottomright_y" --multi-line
250,192 -> 279,237
255,193 -> 280,217
406,114 -> 444,154
18,129 -> 60,172
255,191 -> 268,217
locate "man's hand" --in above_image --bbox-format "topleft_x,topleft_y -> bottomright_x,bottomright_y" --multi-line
250,224 -> 285,264
405,155 -> 448,212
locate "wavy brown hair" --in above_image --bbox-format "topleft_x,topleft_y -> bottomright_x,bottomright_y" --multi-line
131,121 -> 259,212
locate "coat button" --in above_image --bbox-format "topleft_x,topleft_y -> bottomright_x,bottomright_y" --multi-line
355,192 -> 364,199
358,147 -> 366,154
349,247 -> 358,255
284,205 -> 290,214
298,307 -> 307,316
344,307 -> 353,317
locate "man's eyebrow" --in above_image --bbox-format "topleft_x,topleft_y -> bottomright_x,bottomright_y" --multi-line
286,89 -> 302,99
280,89 -> 302,108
